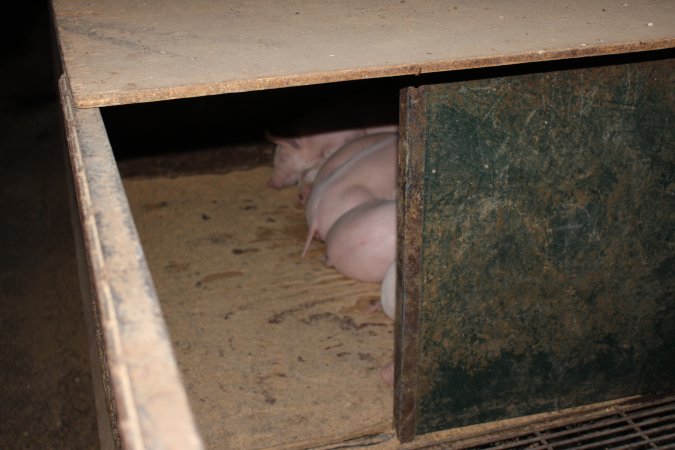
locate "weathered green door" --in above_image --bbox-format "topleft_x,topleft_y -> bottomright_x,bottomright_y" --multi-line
395,54 -> 675,441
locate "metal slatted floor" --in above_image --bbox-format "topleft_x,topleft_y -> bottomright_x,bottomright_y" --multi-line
450,397 -> 675,450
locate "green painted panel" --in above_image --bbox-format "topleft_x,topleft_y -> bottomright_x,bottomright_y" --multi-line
401,57 -> 675,437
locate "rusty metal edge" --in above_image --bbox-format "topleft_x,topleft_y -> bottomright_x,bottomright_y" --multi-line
395,85 -> 428,443
58,74 -> 204,450
66,39 -> 675,109
398,395 -> 654,449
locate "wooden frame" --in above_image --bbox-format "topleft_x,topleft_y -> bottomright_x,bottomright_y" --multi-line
59,76 -> 203,449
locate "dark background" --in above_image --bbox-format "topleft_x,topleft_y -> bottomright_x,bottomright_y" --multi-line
0,1 -> 99,448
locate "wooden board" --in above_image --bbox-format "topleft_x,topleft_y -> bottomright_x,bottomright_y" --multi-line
396,55 -> 675,441
59,76 -> 203,449
51,0 -> 675,108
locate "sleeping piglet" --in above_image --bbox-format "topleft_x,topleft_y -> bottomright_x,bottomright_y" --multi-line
266,128 -> 367,189
379,262 -> 396,386
266,125 -> 398,189
297,132 -> 398,206
302,135 -> 397,256
324,199 -> 396,283
380,262 -> 396,320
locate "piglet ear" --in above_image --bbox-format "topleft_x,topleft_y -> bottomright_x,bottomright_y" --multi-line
264,131 -> 301,149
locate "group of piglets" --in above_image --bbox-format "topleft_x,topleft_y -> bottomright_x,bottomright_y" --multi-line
266,126 -> 398,323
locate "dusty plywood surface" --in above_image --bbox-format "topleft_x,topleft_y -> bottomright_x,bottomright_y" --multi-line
401,57 -> 675,438
59,77 -> 203,450
51,0 -> 675,108
123,166 -> 396,449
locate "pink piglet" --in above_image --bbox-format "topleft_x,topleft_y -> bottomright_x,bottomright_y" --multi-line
297,131 -> 398,205
266,128 -> 366,189
302,134 -> 397,256
324,199 -> 396,283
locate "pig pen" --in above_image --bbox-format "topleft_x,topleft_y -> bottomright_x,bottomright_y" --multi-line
72,55 -> 675,449
53,1 -> 675,447
101,85 -> 401,449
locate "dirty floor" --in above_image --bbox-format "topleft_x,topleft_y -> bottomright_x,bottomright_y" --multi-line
123,167 -> 396,449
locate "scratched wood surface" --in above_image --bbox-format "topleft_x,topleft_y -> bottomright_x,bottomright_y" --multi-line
397,55 -> 675,441
51,0 -> 675,108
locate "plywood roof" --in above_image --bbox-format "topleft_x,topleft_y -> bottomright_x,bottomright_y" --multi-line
52,0 -> 675,108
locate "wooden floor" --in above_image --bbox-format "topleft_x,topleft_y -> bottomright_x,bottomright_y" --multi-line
123,166 -> 396,449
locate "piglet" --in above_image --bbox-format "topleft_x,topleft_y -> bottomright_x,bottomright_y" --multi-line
267,125 -> 398,191
381,361 -> 395,386
379,262 -> 396,386
324,200 -> 396,283
297,132 -> 398,205
302,136 -> 397,256
380,262 -> 396,320
266,128 -> 366,189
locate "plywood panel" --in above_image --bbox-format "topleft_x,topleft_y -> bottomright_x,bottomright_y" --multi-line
51,0 -> 675,107
397,56 -> 675,441
59,76 -> 203,449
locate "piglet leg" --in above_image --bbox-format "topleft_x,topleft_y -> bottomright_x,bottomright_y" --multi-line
379,262 -> 396,319
381,361 -> 394,386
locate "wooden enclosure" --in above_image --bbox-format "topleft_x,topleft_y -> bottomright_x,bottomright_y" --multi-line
51,0 -> 675,448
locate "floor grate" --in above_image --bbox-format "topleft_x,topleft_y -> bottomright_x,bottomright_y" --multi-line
474,397 -> 675,450
421,396 -> 675,450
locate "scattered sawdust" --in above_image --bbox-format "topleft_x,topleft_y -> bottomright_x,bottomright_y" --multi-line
123,166 -> 396,449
